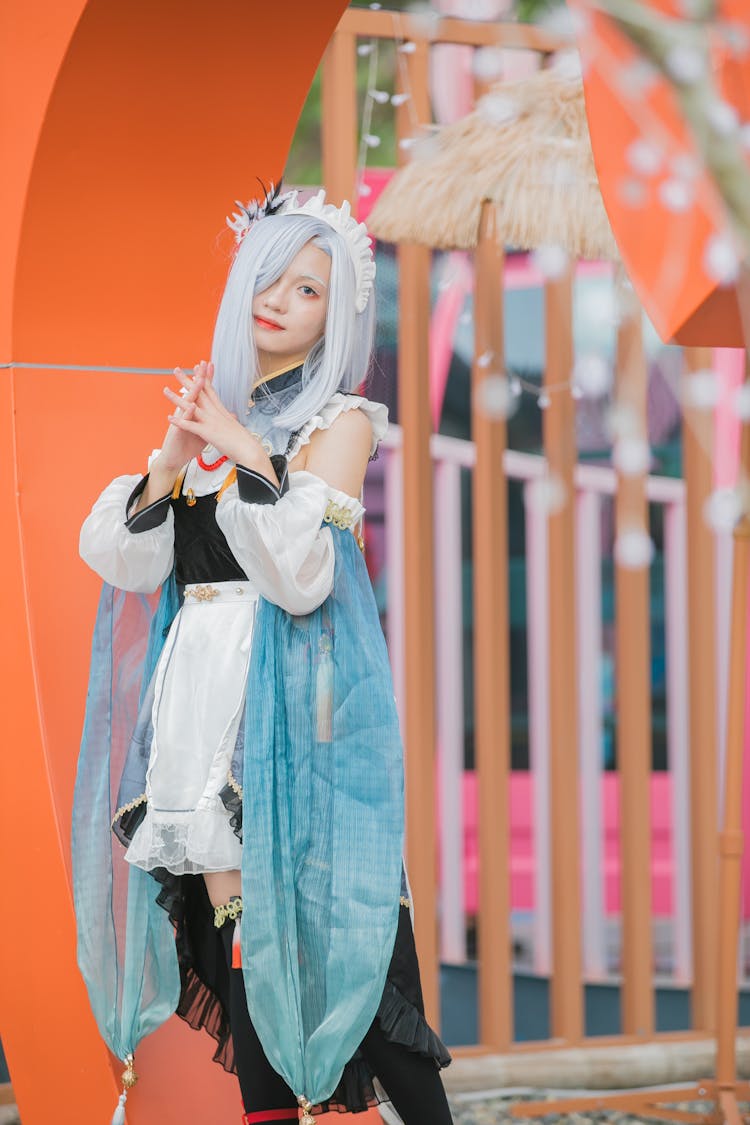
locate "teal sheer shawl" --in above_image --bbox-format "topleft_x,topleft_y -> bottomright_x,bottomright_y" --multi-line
72,526 -> 404,1106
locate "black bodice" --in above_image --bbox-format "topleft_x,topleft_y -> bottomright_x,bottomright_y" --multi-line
171,490 -> 248,586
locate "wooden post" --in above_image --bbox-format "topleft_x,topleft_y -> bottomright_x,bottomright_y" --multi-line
395,38 -> 440,1025
714,355 -> 750,1125
614,296 -> 654,1037
544,271 -> 584,1042
472,202 -> 512,1050
683,346 -> 718,1033
321,27 -> 357,207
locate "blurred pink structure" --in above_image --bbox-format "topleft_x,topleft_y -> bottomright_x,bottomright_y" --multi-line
457,773 -> 675,918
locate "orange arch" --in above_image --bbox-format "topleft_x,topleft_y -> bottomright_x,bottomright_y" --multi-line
0,3 -> 359,1123
575,0 -> 750,346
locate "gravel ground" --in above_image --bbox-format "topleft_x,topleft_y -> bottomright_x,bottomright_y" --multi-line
444,1092 -> 719,1125
0,1092 -> 725,1124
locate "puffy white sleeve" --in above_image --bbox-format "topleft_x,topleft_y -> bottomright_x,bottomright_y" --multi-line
215,469 -> 335,616
79,474 -> 175,594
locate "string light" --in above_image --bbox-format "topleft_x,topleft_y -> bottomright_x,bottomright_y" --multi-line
615,528 -> 655,570
355,37 -> 381,202
707,99 -> 739,136
659,178 -> 693,212
704,232 -> 741,284
683,368 -> 720,410
733,383 -> 750,421
665,43 -> 706,84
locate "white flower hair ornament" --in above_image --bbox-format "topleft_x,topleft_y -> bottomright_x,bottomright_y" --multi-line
226,181 -> 296,243
227,185 -> 376,314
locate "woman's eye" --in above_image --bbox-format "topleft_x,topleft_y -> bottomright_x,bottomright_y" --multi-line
300,285 -> 318,297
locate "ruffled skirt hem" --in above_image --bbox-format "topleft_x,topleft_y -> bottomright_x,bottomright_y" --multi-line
125,802 -> 243,875
151,869 -> 451,1114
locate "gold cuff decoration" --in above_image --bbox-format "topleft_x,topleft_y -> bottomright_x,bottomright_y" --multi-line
323,500 -> 356,530
213,896 -> 243,929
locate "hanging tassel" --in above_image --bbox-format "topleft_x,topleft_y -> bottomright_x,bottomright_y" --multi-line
297,1094 -> 316,1124
110,1054 -> 137,1124
316,630 -> 333,743
111,1093 -> 127,1125
232,910 -> 243,969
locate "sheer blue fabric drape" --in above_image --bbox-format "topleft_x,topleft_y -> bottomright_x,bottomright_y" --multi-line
72,579 -> 180,1062
72,529 -> 404,1105
240,527 -> 404,1103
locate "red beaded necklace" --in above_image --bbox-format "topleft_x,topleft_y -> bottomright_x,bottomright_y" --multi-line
197,450 -> 229,472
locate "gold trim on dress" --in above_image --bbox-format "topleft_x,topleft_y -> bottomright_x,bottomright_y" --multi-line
248,357 -> 306,409
111,792 -> 147,828
226,768 -> 243,799
171,467 -> 188,500
216,467 -> 238,503
185,584 -> 221,602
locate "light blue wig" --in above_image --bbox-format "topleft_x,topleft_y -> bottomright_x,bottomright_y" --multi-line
211,213 -> 376,433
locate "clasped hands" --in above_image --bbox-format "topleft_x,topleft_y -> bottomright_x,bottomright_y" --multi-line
159,361 -> 278,484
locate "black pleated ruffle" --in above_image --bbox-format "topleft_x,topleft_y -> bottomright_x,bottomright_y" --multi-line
149,870 -> 451,1114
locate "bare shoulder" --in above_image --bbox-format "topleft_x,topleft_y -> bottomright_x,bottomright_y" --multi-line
304,402 -> 373,496
310,403 -> 373,451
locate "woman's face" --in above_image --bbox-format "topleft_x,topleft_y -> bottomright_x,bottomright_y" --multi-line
251,241 -> 331,375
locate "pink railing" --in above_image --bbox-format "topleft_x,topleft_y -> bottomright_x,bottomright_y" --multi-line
372,424 -> 699,982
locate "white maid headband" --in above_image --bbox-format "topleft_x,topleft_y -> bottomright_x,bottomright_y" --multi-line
227,184 -> 376,313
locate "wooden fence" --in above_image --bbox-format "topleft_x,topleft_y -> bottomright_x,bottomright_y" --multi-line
321,4 -> 731,1069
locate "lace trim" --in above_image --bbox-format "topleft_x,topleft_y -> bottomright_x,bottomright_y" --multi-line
226,769 -> 243,799
287,394 -> 388,463
111,792 -> 147,828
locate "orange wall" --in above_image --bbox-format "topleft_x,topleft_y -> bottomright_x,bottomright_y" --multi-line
0,3 -> 388,1123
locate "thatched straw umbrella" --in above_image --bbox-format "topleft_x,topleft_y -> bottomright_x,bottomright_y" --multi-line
368,66 -> 619,261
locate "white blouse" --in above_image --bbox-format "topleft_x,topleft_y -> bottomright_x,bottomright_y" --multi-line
79,394 -> 388,607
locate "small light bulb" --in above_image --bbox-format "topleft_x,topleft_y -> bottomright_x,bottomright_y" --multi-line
704,233 -> 740,285
665,44 -> 705,84
615,529 -> 655,570
733,383 -> 750,421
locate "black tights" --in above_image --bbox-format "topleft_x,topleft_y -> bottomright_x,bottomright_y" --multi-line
220,926 -> 454,1124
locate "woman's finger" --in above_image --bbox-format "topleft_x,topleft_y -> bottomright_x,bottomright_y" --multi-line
168,413 -> 202,434
165,389 -> 204,421
201,380 -> 231,415
174,371 -> 203,399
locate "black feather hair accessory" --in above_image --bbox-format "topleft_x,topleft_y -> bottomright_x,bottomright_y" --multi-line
227,179 -> 296,244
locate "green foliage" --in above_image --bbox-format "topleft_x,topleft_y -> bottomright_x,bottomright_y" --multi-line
285,1 -> 563,183
514,0 -> 560,19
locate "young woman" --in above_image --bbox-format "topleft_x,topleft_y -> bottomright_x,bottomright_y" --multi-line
73,188 -> 453,1125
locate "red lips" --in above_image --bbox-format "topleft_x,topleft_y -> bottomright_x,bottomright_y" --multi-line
254,315 -> 284,331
